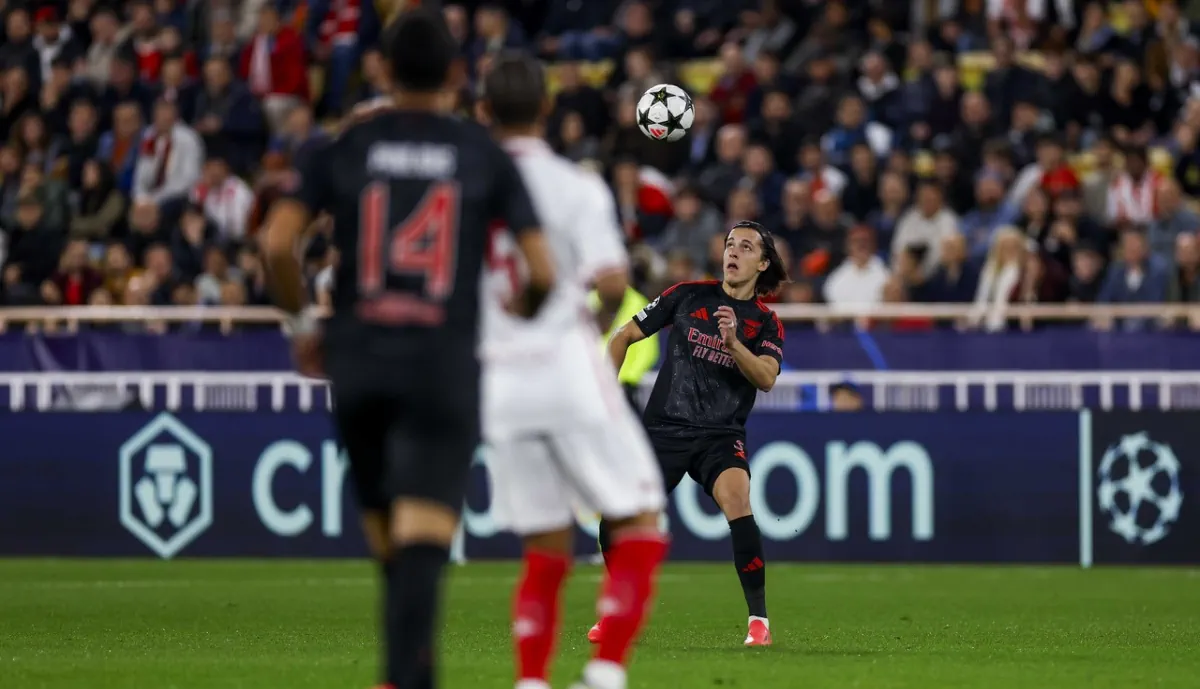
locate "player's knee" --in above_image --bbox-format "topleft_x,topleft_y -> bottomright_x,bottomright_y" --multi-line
390,498 -> 460,547
605,510 -> 661,538
712,470 -> 752,519
360,511 -> 392,561
524,528 -> 573,555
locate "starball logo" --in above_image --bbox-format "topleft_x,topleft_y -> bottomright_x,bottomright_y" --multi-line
687,327 -> 735,368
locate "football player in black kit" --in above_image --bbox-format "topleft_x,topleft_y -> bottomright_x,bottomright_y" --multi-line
262,10 -> 555,689
593,220 -> 787,648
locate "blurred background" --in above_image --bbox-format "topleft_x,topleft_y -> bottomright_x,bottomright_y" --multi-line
3,0 -> 1200,327
0,0 -> 1198,564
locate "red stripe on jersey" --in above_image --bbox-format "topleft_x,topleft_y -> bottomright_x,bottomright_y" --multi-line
662,279 -> 719,296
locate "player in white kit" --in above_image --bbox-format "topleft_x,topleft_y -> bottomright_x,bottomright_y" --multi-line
479,54 -> 668,689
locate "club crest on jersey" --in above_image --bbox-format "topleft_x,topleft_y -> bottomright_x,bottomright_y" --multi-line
742,319 -> 761,339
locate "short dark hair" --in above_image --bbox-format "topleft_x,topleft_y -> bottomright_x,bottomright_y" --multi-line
385,8 -> 455,93
730,220 -> 790,296
482,52 -> 546,127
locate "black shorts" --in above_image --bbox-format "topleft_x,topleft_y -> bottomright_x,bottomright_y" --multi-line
650,428 -> 749,497
325,344 -> 479,513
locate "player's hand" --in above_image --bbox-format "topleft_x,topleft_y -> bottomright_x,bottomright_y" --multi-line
716,305 -> 738,348
291,331 -> 326,379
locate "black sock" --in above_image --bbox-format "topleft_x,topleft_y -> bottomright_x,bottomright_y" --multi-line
729,515 -> 767,618
385,543 -> 449,689
597,518 -> 613,573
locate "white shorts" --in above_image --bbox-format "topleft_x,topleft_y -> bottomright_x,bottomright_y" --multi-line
483,326 -> 665,535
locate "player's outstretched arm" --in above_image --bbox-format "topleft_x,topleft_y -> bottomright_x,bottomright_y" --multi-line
607,320 -> 646,374
263,200 -> 311,316
593,268 -> 629,333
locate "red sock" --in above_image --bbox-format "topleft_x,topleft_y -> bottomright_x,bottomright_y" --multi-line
595,529 -> 668,666
512,549 -> 570,682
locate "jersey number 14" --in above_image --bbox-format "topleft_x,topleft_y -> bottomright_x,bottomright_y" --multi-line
358,180 -> 460,301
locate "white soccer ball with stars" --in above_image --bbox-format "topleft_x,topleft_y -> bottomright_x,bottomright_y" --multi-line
1096,432 -> 1183,546
636,83 -> 694,142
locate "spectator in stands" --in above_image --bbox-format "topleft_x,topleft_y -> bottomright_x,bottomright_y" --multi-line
0,67 -> 34,143
656,184 -> 721,271
970,227 -> 1027,332
83,9 -> 128,89
103,60 -> 153,130
0,9 -> 43,94
191,154 -> 253,243
1068,242 -> 1106,304
1098,228 -> 1170,331
698,124 -> 746,206
133,98 -> 202,207
355,48 -> 391,103
893,181 -> 959,275
1166,232 -> 1200,314
796,189 -> 850,278
199,8 -> 241,67
550,61 -> 608,139
823,225 -> 889,310
241,5 -> 309,133
469,3 -> 527,72
62,101 -> 101,190
864,171 -> 908,253
41,239 -> 102,307
1108,145 -> 1161,225
306,0 -> 381,117
71,159 -> 126,242
157,55 -> 199,124
740,143 -> 784,216
21,160 -> 69,232
924,232 -> 979,303
829,381 -> 864,411
171,203 -> 217,280
555,110 -> 600,163
196,244 -> 232,305
962,173 -> 1018,260
96,101 -> 143,195
539,0 -> 618,61
3,195 -> 62,302
1149,177 -> 1200,261
195,57 -> 263,173
840,143 -> 880,220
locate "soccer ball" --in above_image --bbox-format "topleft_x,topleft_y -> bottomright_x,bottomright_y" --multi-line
636,84 -> 694,142
1096,432 -> 1184,546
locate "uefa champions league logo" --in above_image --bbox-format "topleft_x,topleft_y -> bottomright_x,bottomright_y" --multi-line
119,413 -> 213,559
1096,432 -> 1183,546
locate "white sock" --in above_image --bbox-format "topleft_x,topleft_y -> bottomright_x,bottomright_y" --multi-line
516,680 -> 551,689
583,659 -> 627,689
749,615 -> 769,629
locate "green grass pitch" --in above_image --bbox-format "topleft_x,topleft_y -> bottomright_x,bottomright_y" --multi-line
2,560 -> 1198,688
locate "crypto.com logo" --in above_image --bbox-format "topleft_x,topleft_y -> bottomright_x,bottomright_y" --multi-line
119,413 -> 213,559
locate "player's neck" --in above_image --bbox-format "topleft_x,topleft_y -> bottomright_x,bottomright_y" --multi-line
722,280 -> 756,301
494,125 -> 543,141
391,90 -> 444,113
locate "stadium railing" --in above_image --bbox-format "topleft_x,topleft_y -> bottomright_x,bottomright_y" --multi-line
6,370 -> 1200,413
4,304 -> 1198,412
1,302 -> 1199,328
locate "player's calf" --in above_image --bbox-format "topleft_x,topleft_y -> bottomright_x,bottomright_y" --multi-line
712,469 -> 769,639
384,499 -> 459,688
512,529 -> 573,689
580,511 -> 667,689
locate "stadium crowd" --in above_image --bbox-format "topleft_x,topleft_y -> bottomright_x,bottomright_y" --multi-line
1,0 -> 1199,332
